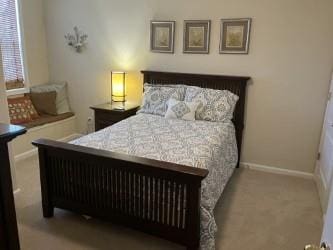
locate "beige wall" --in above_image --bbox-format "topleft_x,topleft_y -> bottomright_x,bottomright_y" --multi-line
0,55 -> 10,122
0,52 -> 18,190
43,0 -> 333,173
0,0 -> 48,189
19,0 -> 49,86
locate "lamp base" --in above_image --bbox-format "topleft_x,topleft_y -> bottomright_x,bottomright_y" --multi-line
111,101 -> 126,110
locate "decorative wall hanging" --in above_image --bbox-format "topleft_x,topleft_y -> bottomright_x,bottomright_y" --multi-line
183,20 -> 211,54
220,18 -> 251,54
150,21 -> 175,53
65,26 -> 88,53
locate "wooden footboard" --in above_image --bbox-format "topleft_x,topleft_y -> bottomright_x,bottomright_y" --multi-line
32,139 -> 208,250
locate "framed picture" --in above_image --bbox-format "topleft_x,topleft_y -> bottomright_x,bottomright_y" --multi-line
150,21 -> 175,53
183,20 -> 211,54
220,18 -> 252,54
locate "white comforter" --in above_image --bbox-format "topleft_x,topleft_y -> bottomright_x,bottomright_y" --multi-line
71,113 -> 238,250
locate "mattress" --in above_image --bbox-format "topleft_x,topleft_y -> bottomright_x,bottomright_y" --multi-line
71,113 -> 238,250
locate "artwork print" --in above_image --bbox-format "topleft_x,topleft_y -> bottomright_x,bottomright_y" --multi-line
150,21 -> 175,53
220,18 -> 251,54
183,20 -> 211,54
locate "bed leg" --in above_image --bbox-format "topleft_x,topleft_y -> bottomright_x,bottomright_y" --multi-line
186,183 -> 201,250
42,205 -> 54,218
38,148 -> 53,218
186,240 -> 200,250
186,246 -> 199,250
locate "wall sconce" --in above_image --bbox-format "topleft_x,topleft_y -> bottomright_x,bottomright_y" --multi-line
65,26 -> 88,53
111,71 -> 126,104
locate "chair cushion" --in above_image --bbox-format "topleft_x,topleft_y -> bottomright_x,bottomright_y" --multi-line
23,112 -> 75,129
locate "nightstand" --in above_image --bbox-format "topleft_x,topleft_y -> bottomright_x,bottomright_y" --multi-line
90,102 -> 140,131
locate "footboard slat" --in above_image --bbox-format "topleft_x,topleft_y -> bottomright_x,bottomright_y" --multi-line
74,162 -> 78,202
175,183 -> 180,228
88,165 -> 92,207
154,178 -> 158,222
181,185 -> 186,229
83,164 -> 88,205
149,177 -> 152,219
33,139 -> 208,249
83,164 -> 87,204
138,174 -> 141,218
130,172 -> 133,215
164,180 -> 168,225
123,171 -> 126,213
96,166 -> 100,208
170,181 -> 174,226
158,179 -> 163,224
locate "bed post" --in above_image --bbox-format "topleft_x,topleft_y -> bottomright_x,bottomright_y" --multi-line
38,147 -> 54,218
186,182 -> 201,250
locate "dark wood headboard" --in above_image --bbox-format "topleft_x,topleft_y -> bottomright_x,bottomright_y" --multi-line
141,70 -> 250,166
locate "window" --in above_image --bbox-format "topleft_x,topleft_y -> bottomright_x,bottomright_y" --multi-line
0,0 -> 25,91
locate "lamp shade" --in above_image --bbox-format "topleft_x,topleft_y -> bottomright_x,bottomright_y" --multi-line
111,71 -> 126,102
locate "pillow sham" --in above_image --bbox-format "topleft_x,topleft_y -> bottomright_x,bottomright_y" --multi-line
30,82 -> 71,114
137,84 -> 186,116
185,86 -> 239,122
165,98 -> 199,121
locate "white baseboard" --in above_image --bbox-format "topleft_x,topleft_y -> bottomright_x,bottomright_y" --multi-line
15,148 -> 37,162
59,133 -> 83,143
240,162 -> 314,179
13,188 -> 21,195
14,133 -> 83,162
26,116 -> 76,133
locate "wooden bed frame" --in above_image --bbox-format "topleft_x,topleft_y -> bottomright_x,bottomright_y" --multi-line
32,71 -> 250,250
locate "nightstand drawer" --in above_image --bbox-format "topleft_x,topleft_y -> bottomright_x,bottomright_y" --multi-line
95,111 -> 125,122
95,120 -> 117,131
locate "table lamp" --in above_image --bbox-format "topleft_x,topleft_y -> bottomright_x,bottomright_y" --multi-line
111,71 -> 126,109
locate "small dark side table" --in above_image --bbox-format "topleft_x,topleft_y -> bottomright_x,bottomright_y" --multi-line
0,123 -> 26,250
90,102 -> 139,131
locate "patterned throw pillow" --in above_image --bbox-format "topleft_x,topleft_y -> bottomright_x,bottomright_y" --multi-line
137,84 -> 186,116
185,86 -> 239,122
7,96 -> 39,124
165,98 -> 199,121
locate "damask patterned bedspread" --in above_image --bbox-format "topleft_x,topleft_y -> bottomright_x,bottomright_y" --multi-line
71,113 -> 238,250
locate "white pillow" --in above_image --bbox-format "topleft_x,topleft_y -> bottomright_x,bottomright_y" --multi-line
165,98 -> 199,121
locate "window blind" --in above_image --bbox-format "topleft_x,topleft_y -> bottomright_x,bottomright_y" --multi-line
0,0 -> 24,90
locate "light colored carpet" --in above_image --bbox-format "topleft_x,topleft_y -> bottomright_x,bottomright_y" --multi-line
14,156 -> 323,250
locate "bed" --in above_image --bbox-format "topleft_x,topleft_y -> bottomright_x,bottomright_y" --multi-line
32,71 -> 250,250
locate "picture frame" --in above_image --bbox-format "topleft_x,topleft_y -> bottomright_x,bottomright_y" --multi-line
220,18 -> 252,54
183,20 -> 211,54
150,21 -> 175,53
